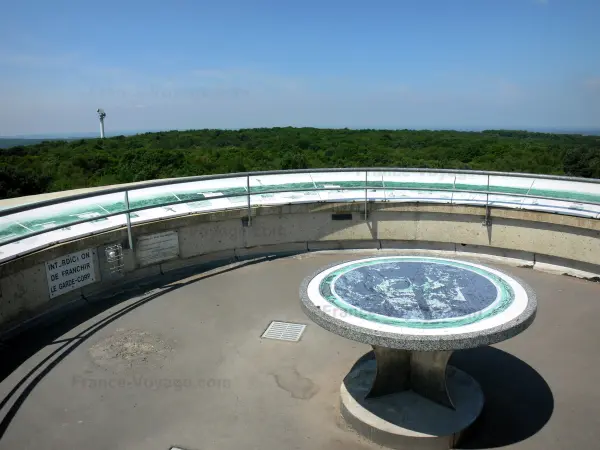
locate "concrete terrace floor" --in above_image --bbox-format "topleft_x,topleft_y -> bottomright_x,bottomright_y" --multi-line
1,250 -> 599,450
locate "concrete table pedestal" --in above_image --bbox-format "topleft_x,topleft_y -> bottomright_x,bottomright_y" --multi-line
367,347 -> 455,406
300,257 -> 537,450
340,349 -> 484,449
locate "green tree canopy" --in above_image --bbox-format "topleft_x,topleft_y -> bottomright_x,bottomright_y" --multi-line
1,127 -> 598,199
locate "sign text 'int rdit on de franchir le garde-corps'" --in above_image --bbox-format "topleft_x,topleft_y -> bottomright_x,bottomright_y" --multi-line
45,248 -> 97,298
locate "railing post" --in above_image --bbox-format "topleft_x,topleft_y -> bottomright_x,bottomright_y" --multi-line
526,180 -> 535,196
451,175 -> 456,204
124,190 -> 134,250
364,171 -> 368,220
483,175 -> 491,227
246,175 -> 252,226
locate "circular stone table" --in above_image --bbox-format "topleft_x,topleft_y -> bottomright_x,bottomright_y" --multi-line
300,256 -> 537,449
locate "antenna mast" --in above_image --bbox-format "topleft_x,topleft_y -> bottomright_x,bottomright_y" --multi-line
97,108 -> 107,138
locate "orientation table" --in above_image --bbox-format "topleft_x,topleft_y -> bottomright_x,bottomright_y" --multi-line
300,256 -> 537,449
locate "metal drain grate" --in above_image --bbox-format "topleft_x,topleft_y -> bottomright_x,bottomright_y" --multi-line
261,321 -> 306,342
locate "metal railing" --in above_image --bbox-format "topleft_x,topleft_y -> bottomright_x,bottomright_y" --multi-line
1,168 -> 600,262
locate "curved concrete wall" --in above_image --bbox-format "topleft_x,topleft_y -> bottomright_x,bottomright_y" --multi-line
1,201 -> 599,338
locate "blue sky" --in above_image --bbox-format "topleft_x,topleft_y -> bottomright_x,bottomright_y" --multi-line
1,0 -> 599,135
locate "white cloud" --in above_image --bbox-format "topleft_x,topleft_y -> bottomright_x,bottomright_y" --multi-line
0,51 -> 78,68
190,68 -> 235,80
585,77 -> 600,90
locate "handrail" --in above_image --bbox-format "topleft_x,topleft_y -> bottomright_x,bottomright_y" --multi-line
2,185 -> 597,249
1,167 -> 600,218
1,168 -> 600,263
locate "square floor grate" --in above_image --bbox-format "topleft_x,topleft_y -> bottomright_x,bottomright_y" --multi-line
261,321 -> 306,342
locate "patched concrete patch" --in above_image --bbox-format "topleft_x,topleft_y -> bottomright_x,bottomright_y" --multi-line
89,328 -> 174,373
272,367 -> 319,399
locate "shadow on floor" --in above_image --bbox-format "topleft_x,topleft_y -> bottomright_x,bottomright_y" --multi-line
0,255 -> 276,441
343,347 -> 553,448
452,346 -> 554,449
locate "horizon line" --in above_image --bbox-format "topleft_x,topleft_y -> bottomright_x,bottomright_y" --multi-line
2,125 -> 600,139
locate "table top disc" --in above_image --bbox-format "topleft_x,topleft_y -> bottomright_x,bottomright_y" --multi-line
300,256 -> 537,350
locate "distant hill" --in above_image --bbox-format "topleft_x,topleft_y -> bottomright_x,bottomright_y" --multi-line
0,129 -> 156,148
529,128 -> 600,136
0,131 -> 145,148
0,129 -> 153,144
0,138 -> 76,149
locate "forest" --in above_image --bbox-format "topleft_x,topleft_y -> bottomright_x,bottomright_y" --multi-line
1,127 -> 599,199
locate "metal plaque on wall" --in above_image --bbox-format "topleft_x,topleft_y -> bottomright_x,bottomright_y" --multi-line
135,231 -> 180,267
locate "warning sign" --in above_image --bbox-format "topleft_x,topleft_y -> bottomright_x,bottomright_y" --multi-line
46,248 -> 97,298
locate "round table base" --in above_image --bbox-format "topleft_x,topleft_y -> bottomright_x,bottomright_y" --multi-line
340,357 -> 484,450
